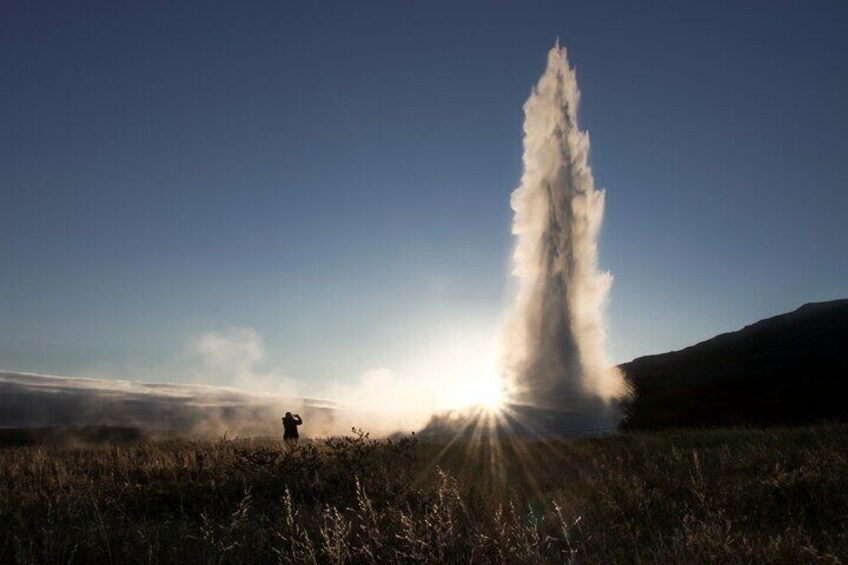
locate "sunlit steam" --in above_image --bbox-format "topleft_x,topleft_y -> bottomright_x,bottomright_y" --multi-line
502,42 -> 625,432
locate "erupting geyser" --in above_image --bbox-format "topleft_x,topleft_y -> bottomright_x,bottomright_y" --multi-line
503,42 -> 626,432
421,43 -> 626,437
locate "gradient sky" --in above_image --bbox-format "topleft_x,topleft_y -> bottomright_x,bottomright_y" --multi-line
2,1 -> 847,396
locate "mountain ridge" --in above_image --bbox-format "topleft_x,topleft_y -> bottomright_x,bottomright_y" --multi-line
620,298 -> 848,429
627,299 -> 847,364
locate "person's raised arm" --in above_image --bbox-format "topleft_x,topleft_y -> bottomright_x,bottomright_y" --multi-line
295,415 -> 303,425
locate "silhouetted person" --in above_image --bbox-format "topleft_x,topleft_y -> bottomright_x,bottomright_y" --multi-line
282,411 -> 303,445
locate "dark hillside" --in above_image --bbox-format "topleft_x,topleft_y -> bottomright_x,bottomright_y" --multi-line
621,299 -> 848,429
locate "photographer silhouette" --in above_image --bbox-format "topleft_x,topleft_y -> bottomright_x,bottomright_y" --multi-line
282,411 -> 303,445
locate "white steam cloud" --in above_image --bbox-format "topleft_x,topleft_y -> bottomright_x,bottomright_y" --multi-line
187,328 -> 299,396
503,43 -> 626,431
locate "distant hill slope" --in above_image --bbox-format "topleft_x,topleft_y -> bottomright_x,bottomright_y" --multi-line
620,299 -> 848,429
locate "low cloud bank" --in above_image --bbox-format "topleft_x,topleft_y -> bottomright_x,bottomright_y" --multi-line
0,371 -> 339,437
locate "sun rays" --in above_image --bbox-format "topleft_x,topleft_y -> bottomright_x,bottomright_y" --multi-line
417,379 -> 620,508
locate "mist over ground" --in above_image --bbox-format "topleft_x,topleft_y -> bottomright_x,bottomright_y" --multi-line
0,371 -> 341,437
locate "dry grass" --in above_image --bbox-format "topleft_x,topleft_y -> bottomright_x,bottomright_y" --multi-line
1,425 -> 847,563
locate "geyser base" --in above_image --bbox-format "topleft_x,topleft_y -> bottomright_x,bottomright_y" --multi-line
419,401 -> 621,439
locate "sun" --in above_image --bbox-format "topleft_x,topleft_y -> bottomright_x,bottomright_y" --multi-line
477,371 -> 505,411
441,367 -> 506,413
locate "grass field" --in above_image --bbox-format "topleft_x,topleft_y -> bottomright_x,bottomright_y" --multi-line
1,424 -> 846,564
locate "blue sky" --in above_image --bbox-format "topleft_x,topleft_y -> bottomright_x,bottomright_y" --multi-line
2,1 -> 847,395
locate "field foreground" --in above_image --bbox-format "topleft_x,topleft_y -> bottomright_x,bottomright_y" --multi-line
1,425 -> 846,564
